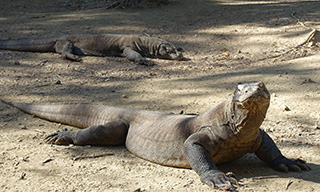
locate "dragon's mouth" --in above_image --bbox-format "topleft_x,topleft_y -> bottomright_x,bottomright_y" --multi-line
236,94 -> 270,108
170,54 -> 184,60
159,50 -> 184,60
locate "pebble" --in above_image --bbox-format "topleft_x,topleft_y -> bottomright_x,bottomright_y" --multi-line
134,188 -> 146,192
269,127 -> 275,132
13,61 -> 20,65
21,125 -> 27,129
122,95 -> 128,98
39,60 -> 48,65
282,104 -> 290,111
42,158 -> 53,165
55,80 -> 61,85
19,172 -> 26,180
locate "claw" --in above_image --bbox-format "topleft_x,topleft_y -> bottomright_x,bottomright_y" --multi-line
272,156 -> 310,172
226,172 -> 239,187
278,163 -> 289,172
138,58 -> 154,66
45,131 -> 59,143
289,164 -> 302,172
44,129 -> 73,145
295,158 -> 311,171
215,183 -> 235,191
201,171 -> 237,191
45,133 -> 57,144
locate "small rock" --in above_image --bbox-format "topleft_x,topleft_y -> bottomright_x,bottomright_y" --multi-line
306,78 -> 314,83
79,165 -> 86,169
315,125 -> 320,130
122,95 -> 128,98
282,104 -> 290,111
42,158 -> 53,165
20,156 -> 29,162
221,52 -> 229,57
39,60 -> 48,66
272,93 -> 277,97
301,78 -> 315,85
13,61 -> 20,65
264,127 -> 274,132
21,125 -> 27,129
55,80 -> 61,85
19,172 -> 26,180
134,188 -> 146,192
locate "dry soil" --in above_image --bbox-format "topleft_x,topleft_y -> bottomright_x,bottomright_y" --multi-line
0,0 -> 319,191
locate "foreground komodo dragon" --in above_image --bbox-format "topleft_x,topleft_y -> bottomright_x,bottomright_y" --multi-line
0,81 -> 310,190
0,34 -> 184,65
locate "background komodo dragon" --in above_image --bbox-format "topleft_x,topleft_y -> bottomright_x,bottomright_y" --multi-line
0,81 -> 310,190
0,34 -> 184,65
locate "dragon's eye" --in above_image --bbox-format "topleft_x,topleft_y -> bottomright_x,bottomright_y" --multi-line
167,48 -> 173,52
258,82 -> 264,88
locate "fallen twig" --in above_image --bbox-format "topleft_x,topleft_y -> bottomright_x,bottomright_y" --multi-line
285,180 -> 294,190
290,9 -> 311,30
289,9 -> 319,47
73,153 -> 114,161
251,175 -> 284,180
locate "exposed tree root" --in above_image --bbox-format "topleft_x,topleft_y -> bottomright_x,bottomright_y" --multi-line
290,9 -> 319,47
258,9 -> 319,61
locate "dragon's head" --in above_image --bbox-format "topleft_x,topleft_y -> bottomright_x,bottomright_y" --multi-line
233,81 -> 270,110
157,43 -> 184,60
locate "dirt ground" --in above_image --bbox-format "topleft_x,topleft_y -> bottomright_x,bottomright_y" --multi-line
0,0 -> 319,191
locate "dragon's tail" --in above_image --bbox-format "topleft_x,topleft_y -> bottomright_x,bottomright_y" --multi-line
0,38 -> 56,52
0,98 -> 111,128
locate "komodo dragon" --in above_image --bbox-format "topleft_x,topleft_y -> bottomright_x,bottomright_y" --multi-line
0,81 -> 310,190
0,34 -> 184,65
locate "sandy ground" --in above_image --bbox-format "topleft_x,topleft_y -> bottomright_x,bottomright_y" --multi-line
0,0 -> 320,191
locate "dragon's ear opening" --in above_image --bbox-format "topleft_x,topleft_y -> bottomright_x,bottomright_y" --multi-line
177,47 -> 184,52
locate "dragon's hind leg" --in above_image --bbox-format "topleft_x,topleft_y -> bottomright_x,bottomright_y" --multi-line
46,119 -> 129,146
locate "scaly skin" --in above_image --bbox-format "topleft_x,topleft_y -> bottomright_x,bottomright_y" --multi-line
0,34 -> 184,65
0,81 -> 310,190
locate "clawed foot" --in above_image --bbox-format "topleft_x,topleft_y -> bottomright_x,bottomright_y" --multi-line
45,128 -> 74,145
201,171 -> 238,191
62,53 -> 82,62
272,156 -> 311,172
138,58 -> 154,66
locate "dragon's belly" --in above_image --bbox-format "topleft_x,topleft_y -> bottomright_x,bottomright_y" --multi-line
125,115 -> 192,168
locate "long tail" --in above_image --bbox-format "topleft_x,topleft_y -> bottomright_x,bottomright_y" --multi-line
0,38 -> 56,52
0,98 -> 114,128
